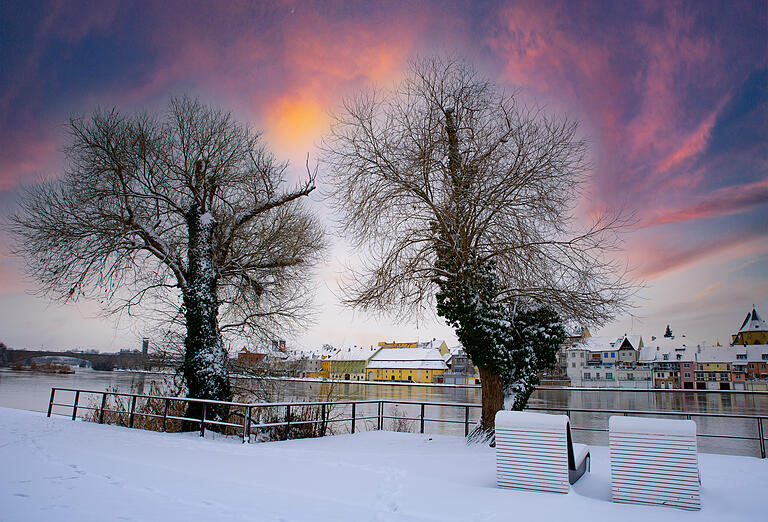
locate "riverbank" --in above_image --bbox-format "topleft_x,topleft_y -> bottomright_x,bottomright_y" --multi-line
1,406 -> 766,521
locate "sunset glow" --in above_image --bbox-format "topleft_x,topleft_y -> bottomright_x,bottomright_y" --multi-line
0,0 -> 765,351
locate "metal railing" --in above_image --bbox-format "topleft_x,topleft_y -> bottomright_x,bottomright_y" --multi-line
46,387 -> 479,441
46,387 -> 768,458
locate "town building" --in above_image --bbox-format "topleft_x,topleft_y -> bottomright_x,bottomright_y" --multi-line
366,347 -> 448,383
377,339 -> 450,356
746,345 -> 768,379
548,327 -> 590,380
442,345 -> 479,385
328,346 -> 382,381
237,347 -> 267,367
566,334 -> 646,387
695,347 -> 733,390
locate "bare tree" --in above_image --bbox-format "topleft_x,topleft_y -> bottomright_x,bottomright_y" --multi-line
323,57 -> 633,434
10,97 -> 326,415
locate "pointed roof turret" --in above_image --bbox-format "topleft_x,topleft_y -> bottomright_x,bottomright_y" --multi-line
738,306 -> 767,333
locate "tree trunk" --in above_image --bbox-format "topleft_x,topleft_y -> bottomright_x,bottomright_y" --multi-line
478,366 -> 504,434
182,204 -> 231,423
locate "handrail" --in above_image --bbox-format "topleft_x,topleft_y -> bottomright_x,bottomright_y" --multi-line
537,385 -> 768,395
525,406 -> 767,420
46,387 -> 768,458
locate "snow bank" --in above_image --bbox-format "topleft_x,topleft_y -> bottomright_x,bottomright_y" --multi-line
1,407 -> 766,521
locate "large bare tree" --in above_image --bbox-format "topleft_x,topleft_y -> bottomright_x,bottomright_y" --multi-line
11,97 -> 325,414
323,57 -> 633,434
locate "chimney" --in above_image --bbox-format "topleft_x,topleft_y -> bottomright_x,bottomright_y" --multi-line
141,338 -> 149,356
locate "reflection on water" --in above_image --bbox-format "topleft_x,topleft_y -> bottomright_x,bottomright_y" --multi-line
1,369 -> 765,456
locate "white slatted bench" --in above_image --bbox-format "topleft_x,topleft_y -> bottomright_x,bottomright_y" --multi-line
609,416 -> 701,510
495,411 -> 590,494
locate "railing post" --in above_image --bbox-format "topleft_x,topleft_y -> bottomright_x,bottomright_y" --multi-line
162,398 -> 170,432
243,406 -> 251,443
321,403 -> 327,435
98,392 -> 107,424
464,406 -> 470,437
129,395 -> 137,428
758,418 -> 765,459
351,402 -> 356,434
71,390 -> 80,421
47,388 -> 55,417
285,405 -> 291,439
420,403 -> 425,434
378,401 -> 383,430
200,403 -> 207,437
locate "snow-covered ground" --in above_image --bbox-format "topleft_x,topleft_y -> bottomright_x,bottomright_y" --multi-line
1,407 -> 765,521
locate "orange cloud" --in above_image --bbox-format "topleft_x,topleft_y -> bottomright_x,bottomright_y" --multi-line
264,94 -> 330,153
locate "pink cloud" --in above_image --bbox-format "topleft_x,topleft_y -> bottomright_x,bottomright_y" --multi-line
641,177 -> 768,228
486,2 -> 738,221
630,231 -> 768,280
0,131 -> 61,190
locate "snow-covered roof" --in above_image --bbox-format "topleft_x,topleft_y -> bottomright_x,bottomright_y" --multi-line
618,334 -> 643,350
367,348 -> 449,370
695,346 -> 740,364
738,307 -> 768,333
747,345 -> 768,362
331,346 -> 380,362
419,339 -> 446,349
569,336 -> 620,352
637,341 -> 699,363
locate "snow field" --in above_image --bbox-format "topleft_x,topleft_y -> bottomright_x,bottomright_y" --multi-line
1,407 -> 766,521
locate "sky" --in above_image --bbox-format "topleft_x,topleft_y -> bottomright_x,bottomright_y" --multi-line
0,0 -> 766,353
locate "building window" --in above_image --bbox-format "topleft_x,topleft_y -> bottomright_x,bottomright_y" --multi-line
611,353 -> 615,358
580,352 -> 584,358
572,363 -> 576,368
683,363 -> 690,368
684,372 -> 691,378
605,372 -> 613,379
584,372 -> 591,380
663,354 -> 669,361
736,354 -> 747,360
762,354 -> 768,360
571,352 -> 576,358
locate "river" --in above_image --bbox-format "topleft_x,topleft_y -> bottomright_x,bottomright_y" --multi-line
1,368 -> 766,456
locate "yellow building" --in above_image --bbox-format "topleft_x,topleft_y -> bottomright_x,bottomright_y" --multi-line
377,339 -> 450,356
732,307 -> 768,345
319,358 -> 332,379
378,341 -> 418,349
366,348 -> 448,383
328,346 -> 382,381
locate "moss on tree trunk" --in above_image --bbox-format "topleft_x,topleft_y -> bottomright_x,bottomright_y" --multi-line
182,203 -> 231,423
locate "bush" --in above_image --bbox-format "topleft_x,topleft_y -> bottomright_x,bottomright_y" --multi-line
84,376 -> 345,442
388,405 -> 415,433
84,380 -> 187,432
